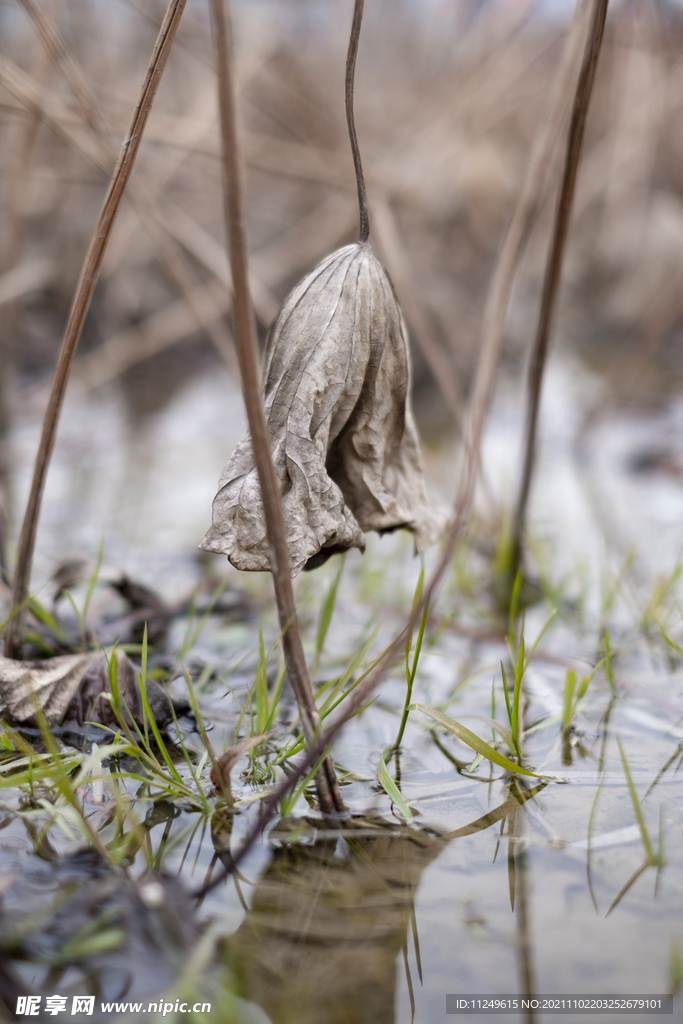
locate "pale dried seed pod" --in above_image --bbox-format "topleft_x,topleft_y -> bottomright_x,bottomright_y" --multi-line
201,241 -> 445,576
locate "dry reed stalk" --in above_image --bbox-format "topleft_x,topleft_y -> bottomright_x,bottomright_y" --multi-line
17,0 -> 238,376
594,1 -> 662,268
64,192 -> 351,393
71,277 -> 231,390
24,192 -> 354,401
510,0 -> 610,580
4,0 -> 189,659
437,0 -> 591,575
208,0 -> 343,817
0,5 -> 55,525
141,115 -> 354,190
346,0 -> 369,243
0,56 -> 102,168
192,0 -> 610,896
7,14 -> 348,392
372,196 -> 466,435
0,501 -> 7,586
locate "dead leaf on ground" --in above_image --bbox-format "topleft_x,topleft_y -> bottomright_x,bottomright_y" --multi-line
0,650 -> 188,730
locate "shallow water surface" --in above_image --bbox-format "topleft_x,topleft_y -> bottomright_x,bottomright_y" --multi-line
3,359 -> 683,1022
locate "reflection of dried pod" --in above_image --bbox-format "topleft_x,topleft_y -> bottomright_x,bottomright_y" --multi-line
201,243 -> 444,575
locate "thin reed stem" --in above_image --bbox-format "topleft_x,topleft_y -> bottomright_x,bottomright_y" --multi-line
193,1 -> 604,899
208,0 -> 343,817
345,0 -> 370,243
4,0 -> 188,659
472,0 -> 591,477
19,0 -> 238,376
511,0 -> 610,577
0,1 -> 55,536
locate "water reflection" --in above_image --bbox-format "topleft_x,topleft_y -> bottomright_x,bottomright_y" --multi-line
222,781 -> 547,1024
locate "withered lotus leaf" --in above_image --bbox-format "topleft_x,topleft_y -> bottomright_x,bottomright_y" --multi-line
0,650 -> 186,729
0,652 -> 100,728
201,243 -> 444,574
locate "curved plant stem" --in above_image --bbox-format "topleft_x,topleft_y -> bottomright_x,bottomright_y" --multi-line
345,0 -> 369,243
208,0 -> 344,817
4,0 -> 188,659
192,0 -> 605,900
471,0 -> 590,483
511,0 -> 610,577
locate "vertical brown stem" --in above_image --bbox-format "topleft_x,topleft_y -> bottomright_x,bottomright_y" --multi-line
208,0 -> 343,817
511,0 -> 610,578
18,0 -> 237,377
345,0 -> 370,243
0,1 -> 57,547
472,0 -> 590,481
3,0 -> 189,658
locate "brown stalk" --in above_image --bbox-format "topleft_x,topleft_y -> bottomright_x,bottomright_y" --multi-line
3,0 -> 189,658
70,279 -> 232,391
346,0 -> 370,243
17,0 -> 237,376
469,0 -> 591,482
0,52 -> 277,335
372,196 -> 466,434
23,194 -> 350,401
207,0 -> 343,817
0,3 -> 54,528
191,2 -> 605,895
510,0 -> 610,579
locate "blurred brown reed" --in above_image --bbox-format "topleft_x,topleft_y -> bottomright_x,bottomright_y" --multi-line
2,0 -> 683,551
511,0 -> 610,584
4,0 -> 189,657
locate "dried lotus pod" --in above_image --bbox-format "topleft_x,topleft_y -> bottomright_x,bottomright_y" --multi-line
201,241 -> 445,575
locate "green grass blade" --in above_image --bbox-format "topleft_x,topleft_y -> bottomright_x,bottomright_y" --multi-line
510,638 -> 525,758
279,746 -> 333,817
605,860 -> 649,917
83,539 -> 104,649
617,737 -> 655,865
394,592 -> 430,752
409,596 -> 429,689
266,659 -> 287,733
523,607 -> 557,672
604,629 -> 616,695
136,669 -> 184,785
26,596 -> 66,641
655,621 -> 683,659
255,627 -> 268,735
318,628 -> 381,717
460,714 -> 513,748
377,747 -> 413,821
562,670 -> 577,730
507,569 -> 522,653
501,662 -> 512,727
586,770 -> 605,912
411,704 -> 547,778
575,670 -> 593,703
313,555 -> 344,674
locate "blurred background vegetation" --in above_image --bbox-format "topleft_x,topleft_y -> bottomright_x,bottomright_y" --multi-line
2,0 -> 683,568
